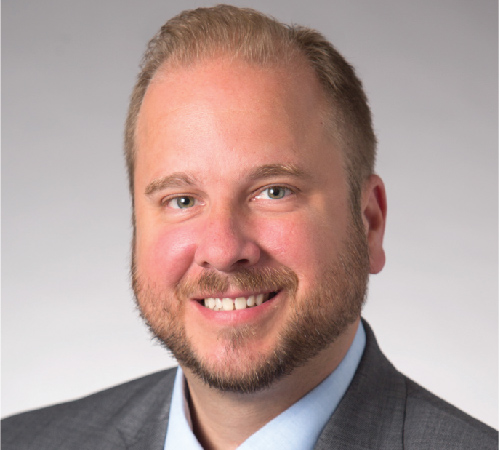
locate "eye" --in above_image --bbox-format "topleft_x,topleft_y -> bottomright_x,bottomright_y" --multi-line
166,195 -> 197,209
255,186 -> 292,200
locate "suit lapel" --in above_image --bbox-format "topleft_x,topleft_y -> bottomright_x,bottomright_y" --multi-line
125,410 -> 171,450
314,321 -> 406,450
113,369 -> 176,450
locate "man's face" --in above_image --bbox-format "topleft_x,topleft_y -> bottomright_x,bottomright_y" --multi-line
132,58 -> 369,392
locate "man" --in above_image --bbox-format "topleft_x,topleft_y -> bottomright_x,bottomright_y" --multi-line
2,5 -> 497,450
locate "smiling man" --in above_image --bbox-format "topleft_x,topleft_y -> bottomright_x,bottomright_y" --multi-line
2,5 -> 497,450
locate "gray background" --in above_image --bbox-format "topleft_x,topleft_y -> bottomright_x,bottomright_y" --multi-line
3,0 -> 498,428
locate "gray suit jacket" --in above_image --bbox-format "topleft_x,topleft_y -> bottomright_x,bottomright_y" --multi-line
2,321 -> 497,449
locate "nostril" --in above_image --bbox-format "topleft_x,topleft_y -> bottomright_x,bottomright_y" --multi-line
194,237 -> 261,271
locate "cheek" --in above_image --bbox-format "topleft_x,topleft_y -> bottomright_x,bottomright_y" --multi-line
257,216 -> 331,269
256,208 -> 348,294
136,225 -> 198,286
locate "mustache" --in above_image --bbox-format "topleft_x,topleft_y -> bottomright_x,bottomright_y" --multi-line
176,266 -> 299,299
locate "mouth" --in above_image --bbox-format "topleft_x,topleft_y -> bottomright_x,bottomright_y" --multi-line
198,291 -> 279,311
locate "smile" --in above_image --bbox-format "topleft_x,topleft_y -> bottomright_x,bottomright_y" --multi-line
201,292 -> 279,311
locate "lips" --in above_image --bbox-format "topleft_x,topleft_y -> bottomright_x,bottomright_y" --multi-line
200,291 -> 278,311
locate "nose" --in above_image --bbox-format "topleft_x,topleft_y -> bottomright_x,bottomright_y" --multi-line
194,206 -> 261,272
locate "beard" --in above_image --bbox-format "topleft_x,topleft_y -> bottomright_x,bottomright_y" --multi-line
132,212 -> 369,394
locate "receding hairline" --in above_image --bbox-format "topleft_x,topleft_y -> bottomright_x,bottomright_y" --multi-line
146,47 -> 304,85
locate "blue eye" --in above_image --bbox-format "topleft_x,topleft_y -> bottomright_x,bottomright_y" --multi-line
257,186 -> 292,200
168,196 -> 197,209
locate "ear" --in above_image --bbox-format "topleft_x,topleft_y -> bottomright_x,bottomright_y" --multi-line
361,175 -> 387,274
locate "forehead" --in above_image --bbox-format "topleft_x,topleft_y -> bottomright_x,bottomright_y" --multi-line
138,57 -> 328,139
134,57 -> 342,186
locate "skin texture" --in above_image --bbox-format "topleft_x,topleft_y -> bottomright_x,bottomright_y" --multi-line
133,57 -> 386,449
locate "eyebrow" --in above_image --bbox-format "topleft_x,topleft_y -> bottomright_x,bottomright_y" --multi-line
145,172 -> 196,196
248,164 -> 310,181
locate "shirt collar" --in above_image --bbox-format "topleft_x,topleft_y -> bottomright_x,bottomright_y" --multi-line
164,321 -> 366,450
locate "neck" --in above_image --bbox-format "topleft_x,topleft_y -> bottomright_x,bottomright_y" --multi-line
182,319 -> 359,450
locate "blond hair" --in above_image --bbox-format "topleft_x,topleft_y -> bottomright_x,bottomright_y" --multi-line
124,5 -> 376,203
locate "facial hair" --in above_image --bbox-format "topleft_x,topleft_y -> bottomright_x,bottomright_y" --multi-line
132,213 -> 369,394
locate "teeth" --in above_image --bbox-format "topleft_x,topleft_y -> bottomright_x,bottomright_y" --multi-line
235,297 -> 247,310
222,298 -> 234,311
202,293 -> 274,311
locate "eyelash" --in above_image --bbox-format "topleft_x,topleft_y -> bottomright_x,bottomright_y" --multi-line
253,185 -> 294,200
162,195 -> 200,210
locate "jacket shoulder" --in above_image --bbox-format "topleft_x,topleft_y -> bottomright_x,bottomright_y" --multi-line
1,368 -> 177,450
404,378 -> 498,449
316,321 -> 498,450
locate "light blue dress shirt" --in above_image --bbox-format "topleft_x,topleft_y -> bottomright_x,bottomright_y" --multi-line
164,322 -> 366,450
